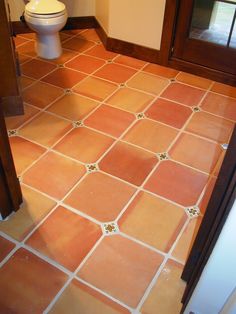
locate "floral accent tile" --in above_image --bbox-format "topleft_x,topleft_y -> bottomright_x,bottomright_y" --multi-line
73,120 -> 84,128
8,129 -> 18,137
185,206 -> 200,218
86,163 -> 99,173
157,152 -> 169,161
102,222 -> 119,235
192,106 -> 201,112
135,112 -> 146,120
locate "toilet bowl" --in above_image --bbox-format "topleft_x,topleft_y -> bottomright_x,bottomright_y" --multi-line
24,0 -> 68,59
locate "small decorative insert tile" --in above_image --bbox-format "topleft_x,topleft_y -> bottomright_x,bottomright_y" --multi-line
192,106 -> 201,112
170,78 -> 176,82
102,222 -> 119,235
58,64 -> 64,68
157,152 -> 169,161
65,88 -> 72,94
107,59 -> 113,64
96,40 -> 101,44
135,112 -> 146,120
185,206 -> 200,218
86,163 -> 99,173
72,120 -> 84,128
119,83 -> 126,88
8,129 -> 18,137
221,143 -> 228,150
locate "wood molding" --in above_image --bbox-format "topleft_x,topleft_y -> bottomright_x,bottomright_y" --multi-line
95,19 -> 160,64
1,95 -> 24,117
169,58 -> 236,86
12,16 -> 97,34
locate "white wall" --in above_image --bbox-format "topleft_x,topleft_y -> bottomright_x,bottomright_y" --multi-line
8,0 -> 95,21
184,200 -> 236,314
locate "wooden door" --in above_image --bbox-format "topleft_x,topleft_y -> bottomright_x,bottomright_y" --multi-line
181,125 -> 236,311
0,102 -> 22,219
173,0 -> 236,75
0,0 -> 24,117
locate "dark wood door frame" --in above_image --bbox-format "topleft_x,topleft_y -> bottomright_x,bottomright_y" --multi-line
159,0 -> 236,85
181,125 -> 236,311
0,103 -> 22,219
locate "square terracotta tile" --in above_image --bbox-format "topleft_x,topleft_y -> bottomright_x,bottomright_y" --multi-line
50,279 -> 130,314
172,217 -> 202,263
185,111 -> 234,143
210,82 -> 236,98
141,260 -> 185,314
161,82 -> 206,106
0,236 -> 15,262
99,141 -> 158,186
143,64 -> 179,79
47,93 -> 99,121
145,98 -> 192,129
78,235 -> 164,307
23,152 -> 85,199
85,44 -> 118,60
198,177 -> 217,215
17,40 -> 37,57
49,49 -> 78,65
21,59 -> 57,79
54,127 -> 114,163
26,206 -> 102,271
94,63 -> 137,84
73,76 -> 118,101
19,76 -> 36,90
201,92 -> 236,121
66,54 -> 106,74
5,104 -> 39,130
22,81 -> 64,109
145,160 -> 208,206
14,36 -> 29,47
65,172 -> 136,222
106,87 -> 154,113
76,29 -> 101,42
19,54 -> 32,65
9,136 -> 46,175
19,112 -> 72,147
169,132 -> 222,173
122,119 -> 178,153
19,33 -> 36,40
84,104 -> 135,137
41,68 -> 86,89
176,72 -> 212,89
0,248 -> 67,313
62,37 -> 95,52
114,55 -> 147,69
119,191 -> 187,252
127,72 -> 169,95
0,185 -> 56,241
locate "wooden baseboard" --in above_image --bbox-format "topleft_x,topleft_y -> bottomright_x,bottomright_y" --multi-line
1,96 -> 24,117
12,16 -> 97,35
169,58 -> 236,86
95,19 -> 160,63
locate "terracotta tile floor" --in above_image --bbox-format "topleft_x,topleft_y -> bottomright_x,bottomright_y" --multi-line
1,28 -> 235,313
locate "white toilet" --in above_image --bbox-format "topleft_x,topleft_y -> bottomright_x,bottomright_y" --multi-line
24,0 -> 68,59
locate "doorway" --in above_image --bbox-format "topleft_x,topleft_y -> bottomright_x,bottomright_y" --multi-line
173,0 -> 236,74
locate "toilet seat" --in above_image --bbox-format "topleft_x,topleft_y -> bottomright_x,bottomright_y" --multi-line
25,9 -> 66,19
25,0 -> 65,15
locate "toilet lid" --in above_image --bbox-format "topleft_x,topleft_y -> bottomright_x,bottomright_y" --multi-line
25,0 -> 65,15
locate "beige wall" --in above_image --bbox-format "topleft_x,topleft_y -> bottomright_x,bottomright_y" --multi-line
8,0 -> 95,21
109,0 -> 165,50
95,0 -> 110,33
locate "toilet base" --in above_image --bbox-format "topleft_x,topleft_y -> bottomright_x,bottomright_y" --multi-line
36,33 -> 62,59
